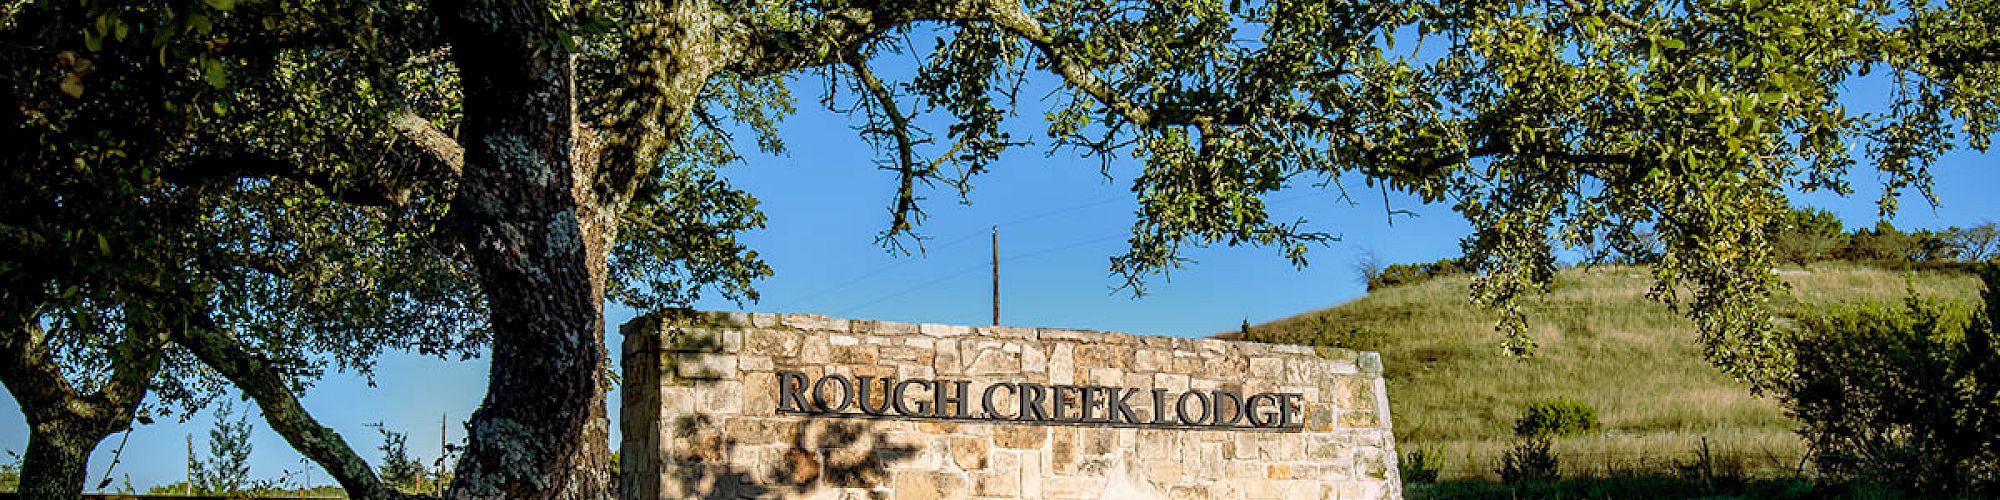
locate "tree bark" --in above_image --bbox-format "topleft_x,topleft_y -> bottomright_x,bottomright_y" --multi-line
1,314 -> 164,500
441,0 -> 613,497
16,423 -> 99,500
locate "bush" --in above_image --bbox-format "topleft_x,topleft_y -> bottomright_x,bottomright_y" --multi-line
1514,397 -> 1598,438
1498,436 -> 1560,484
1400,446 -> 1445,484
1777,267 -> 2000,496
1369,258 -> 1469,291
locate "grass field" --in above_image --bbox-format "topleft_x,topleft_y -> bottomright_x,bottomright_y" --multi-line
1238,263 -> 1985,498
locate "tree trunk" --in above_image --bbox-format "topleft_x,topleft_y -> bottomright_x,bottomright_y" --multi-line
441,0 -> 612,498
16,422 -> 102,500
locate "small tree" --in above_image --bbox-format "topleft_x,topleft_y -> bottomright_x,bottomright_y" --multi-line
370,424 -> 429,493
189,401 -> 254,496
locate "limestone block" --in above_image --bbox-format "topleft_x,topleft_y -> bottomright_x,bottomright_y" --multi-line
962,347 -> 1022,375
920,323 -> 973,337
1358,352 -> 1384,375
1074,344 -> 1131,369
1166,484 -> 1212,500
949,436 -> 989,471
1040,477 -> 1107,500
797,336 -> 831,364
783,314 -> 851,332
1171,351 -> 1204,373
1134,348 -> 1173,372
1088,367 -> 1124,386
1137,458 -> 1184,485
855,319 -> 921,335
890,471 -> 968,500
1048,343 -> 1075,384
697,381 -> 744,414
1021,344 -> 1048,374
1342,410 -> 1380,428
971,469 -> 1020,497
1018,451 -> 1044,497
975,325 -> 1037,339
931,338 -> 961,375
743,329 -> 802,357
829,345 -> 879,364
739,355 -> 775,372
1036,328 -> 1099,343
1248,356 -> 1285,377
741,372 -> 778,416
1135,429 -> 1178,460
672,352 -> 737,379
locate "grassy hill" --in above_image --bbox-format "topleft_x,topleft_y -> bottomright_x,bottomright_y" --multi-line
1239,263 -> 1983,489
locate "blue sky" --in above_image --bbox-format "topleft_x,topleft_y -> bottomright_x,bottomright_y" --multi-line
4,60 -> 1998,492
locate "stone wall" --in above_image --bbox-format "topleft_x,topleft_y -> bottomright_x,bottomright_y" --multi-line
620,311 -> 1401,499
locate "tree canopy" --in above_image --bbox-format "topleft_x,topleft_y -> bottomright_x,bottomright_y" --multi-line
5,0 -> 1996,497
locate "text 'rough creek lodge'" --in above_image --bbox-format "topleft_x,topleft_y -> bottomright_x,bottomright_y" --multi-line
775,371 -> 1307,429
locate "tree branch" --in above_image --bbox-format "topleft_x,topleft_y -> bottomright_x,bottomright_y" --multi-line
389,110 -> 465,174
175,318 -> 423,500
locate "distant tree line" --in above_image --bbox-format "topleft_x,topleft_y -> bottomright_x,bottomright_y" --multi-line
1769,208 -> 1999,266
1361,208 -> 2000,292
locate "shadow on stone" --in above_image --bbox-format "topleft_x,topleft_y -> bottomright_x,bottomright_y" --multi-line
666,414 -> 919,498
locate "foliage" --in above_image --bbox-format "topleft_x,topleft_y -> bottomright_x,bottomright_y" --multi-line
371,424 -> 430,493
8,0 -> 2000,494
1514,397 -> 1600,438
1777,268 -> 2000,496
1401,446 -> 1445,484
1369,258 -> 1470,291
1769,207 -> 1848,265
189,400 -> 254,496
0,450 -> 17,492
1498,436 -> 1561,484
1948,223 -> 2000,262
1833,221 -> 1959,263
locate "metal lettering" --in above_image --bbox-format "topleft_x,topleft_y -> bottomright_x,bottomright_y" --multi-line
776,371 -> 811,412
772,372 -> 1312,430
982,382 -> 1017,419
892,379 -> 932,416
812,374 -> 853,412
855,376 -> 894,415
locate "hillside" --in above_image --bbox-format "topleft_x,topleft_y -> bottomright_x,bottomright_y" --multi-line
1241,263 -> 1984,481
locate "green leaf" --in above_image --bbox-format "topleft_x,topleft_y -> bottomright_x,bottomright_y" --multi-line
1659,37 -> 1685,50
203,57 -> 228,88
202,0 -> 234,11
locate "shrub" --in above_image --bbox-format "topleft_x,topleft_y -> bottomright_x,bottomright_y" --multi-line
1368,258 -> 1468,291
1400,446 -> 1445,484
1514,397 -> 1598,438
1777,268 -> 2000,496
1497,436 -> 1560,484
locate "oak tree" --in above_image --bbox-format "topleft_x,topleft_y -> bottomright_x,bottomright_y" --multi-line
7,0 -> 1997,498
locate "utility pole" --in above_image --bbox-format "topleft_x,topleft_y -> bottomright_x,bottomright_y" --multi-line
439,413 -> 448,497
991,225 -> 1000,326
185,434 -> 194,496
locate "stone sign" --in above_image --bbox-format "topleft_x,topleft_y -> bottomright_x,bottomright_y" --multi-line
620,311 -> 1402,499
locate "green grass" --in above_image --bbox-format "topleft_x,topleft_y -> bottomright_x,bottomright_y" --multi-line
1240,263 -> 1983,496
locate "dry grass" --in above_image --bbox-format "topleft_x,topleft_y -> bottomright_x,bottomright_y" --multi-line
1246,264 -> 1983,483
